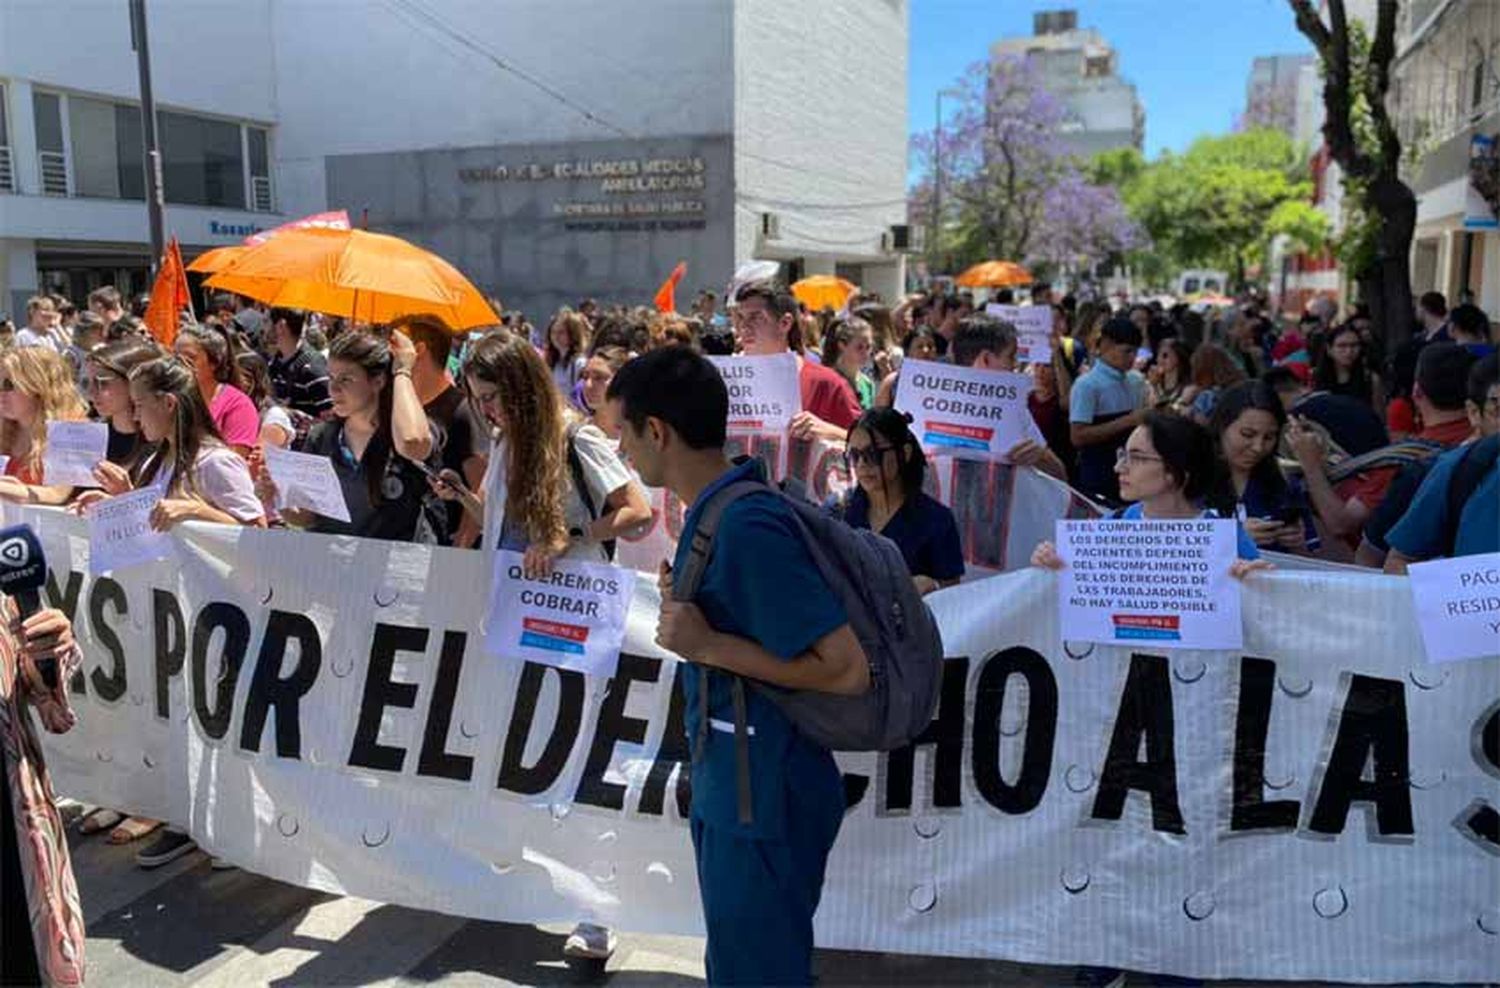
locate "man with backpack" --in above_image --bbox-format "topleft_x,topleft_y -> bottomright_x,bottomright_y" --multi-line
606,346 -> 938,985
1384,354 -> 1499,571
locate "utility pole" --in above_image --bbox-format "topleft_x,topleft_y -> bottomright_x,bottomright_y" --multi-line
932,89 -> 944,279
129,0 -> 166,273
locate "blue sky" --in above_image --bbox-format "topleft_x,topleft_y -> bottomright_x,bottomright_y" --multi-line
909,0 -> 1315,160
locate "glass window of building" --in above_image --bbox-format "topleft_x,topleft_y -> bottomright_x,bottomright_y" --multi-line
33,91 -> 67,195
160,110 -> 245,208
0,83 -> 12,192
247,126 -> 273,211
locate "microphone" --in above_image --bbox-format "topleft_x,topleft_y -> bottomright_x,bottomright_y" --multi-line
0,525 -> 55,688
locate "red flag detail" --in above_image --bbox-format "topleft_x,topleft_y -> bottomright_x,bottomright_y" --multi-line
653,261 -> 687,313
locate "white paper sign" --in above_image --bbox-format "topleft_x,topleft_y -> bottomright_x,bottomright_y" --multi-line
986,303 -> 1053,364
707,353 -> 801,434
263,445 -> 352,522
1407,553 -> 1500,664
1055,518 -> 1242,650
42,421 -> 108,487
86,484 -> 174,575
895,362 -> 1035,461
484,550 -> 637,676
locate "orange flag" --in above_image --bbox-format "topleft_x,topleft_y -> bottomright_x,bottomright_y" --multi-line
653,261 -> 687,313
144,237 -> 192,347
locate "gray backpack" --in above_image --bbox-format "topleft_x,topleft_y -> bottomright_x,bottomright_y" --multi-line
673,465 -> 945,824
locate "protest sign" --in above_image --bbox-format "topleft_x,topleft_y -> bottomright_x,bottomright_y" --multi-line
16,502 -> 1496,985
707,353 -> 800,434
1056,518 -> 1242,650
986,303 -> 1053,363
85,484 -> 173,575
895,362 -> 1035,461
264,444 -> 352,521
41,421 -> 108,487
1407,553 -> 1500,664
484,550 -> 636,676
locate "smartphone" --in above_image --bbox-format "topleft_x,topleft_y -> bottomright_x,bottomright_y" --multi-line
1277,506 -> 1303,526
35,655 -> 58,690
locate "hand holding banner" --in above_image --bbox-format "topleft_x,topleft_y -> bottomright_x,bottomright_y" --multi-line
895,362 -> 1035,461
1055,518 -> 1243,650
1407,553 -> 1500,664
43,422 -> 109,487
263,445 -> 352,522
485,550 -> 636,676
707,354 -> 801,435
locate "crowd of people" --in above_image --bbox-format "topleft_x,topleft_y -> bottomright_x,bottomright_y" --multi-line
1,272 -> 1496,986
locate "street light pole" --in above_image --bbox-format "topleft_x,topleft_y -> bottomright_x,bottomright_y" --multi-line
129,0 -> 166,274
932,89 -> 943,278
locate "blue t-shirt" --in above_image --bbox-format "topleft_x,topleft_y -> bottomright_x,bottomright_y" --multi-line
1068,361 -> 1146,425
673,459 -> 849,839
1236,472 -> 1321,553
1386,443 -> 1499,559
837,488 -> 965,582
1114,502 -> 1261,560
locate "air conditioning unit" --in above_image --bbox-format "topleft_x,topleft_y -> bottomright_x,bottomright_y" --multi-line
759,212 -> 781,240
889,224 -> 923,253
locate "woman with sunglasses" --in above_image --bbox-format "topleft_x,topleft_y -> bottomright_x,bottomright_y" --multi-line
832,407 -> 963,595
1031,410 -> 1268,574
0,347 -> 90,505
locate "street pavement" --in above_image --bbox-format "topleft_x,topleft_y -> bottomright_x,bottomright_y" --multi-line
70,824 -> 1077,987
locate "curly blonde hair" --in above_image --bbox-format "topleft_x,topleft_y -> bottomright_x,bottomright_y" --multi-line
0,347 -> 88,478
463,328 -> 570,553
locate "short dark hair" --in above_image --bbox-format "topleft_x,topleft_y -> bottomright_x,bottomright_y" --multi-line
1418,291 -> 1447,319
733,281 -> 798,323
1261,366 -> 1305,395
606,346 -> 726,450
1468,353 -> 1499,409
950,314 -> 1017,367
88,285 -> 122,310
1142,410 -> 1219,502
1450,303 -> 1490,341
270,307 -> 306,338
1100,316 -> 1143,348
1415,343 -> 1478,411
391,314 -> 452,367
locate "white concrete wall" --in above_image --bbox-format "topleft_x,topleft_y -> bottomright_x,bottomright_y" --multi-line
271,0 -> 735,219
731,0 -> 908,300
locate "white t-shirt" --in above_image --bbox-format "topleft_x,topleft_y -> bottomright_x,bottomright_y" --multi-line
137,444 -> 263,523
260,404 -> 295,447
481,422 -> 634,563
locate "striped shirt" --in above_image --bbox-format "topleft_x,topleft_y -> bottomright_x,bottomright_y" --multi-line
269,343 -> 333,418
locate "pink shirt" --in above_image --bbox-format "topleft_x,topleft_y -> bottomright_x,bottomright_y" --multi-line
209,385 -> 261,449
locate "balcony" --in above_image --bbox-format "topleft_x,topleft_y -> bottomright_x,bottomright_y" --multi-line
0,146 -> 13,193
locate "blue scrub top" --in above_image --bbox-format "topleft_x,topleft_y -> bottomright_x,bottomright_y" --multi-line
1387,444 -> 1499,558
838,488 -> 965,582
1236,472 -> 1321,553
673,459 -> 849,839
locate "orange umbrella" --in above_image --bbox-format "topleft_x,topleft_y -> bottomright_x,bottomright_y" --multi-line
186,245 -> 247,274
954,260 -> 1033,288
204,227 -> 498,332
791,275 -> 858,312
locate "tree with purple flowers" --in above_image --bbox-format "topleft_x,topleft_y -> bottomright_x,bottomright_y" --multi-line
910,56 -> 1141,277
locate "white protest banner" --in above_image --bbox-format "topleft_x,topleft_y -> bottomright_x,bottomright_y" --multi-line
895,362 -> 1034,461
264,444 -> 351,521
707,353 -> 800,434
1407,553 -> 1500,664
41,421 -> 108,486
986,303 -> 1053,363
85,484 -> 173,575
484,549 -> 636,676
16,502 -> 1496,985
1056,518 -> 1242,650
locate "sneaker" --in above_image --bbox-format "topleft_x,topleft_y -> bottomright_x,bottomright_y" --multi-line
562,922 -> 617,962
136,830 -> 198,868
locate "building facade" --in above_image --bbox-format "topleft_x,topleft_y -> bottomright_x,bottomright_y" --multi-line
2,0 -> 910,322
1243,54 -> 1317,138
991,9 -> 1145,159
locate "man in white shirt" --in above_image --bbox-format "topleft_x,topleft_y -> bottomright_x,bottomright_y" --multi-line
15,296 -> 69,352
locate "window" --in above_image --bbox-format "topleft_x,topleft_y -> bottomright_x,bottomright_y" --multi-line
32,91 -> 67,195
160,110 -> 244,208
0,82 -> 12,193
115,104 -> 145,200
247,126 -> 272,211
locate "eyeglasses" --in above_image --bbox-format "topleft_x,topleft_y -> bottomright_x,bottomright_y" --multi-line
846,445 -> 894,467
86,373 -> 122,391
1115,448 -> 1162,468
329,373 -> 364,390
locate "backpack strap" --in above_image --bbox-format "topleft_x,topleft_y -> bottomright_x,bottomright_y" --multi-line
1444,435 -> 1499,555
1327,438 -> 1447,485
564,421 -> 616,560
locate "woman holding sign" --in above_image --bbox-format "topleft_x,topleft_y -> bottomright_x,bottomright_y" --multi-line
831,407 -> 963,595
1032,411 -> 1268,574
434,328 -> 650,576
0,347 -> 89,496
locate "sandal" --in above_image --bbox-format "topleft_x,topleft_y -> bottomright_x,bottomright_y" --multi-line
108,816 -> 163,844
78,808 -> 125,835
